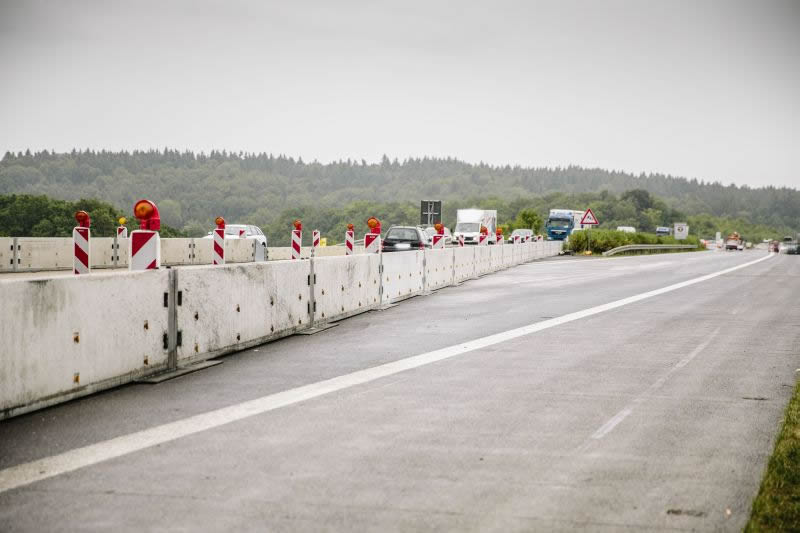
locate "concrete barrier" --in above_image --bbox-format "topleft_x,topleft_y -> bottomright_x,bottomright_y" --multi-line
490,245 -> 503,271
161,238 -> 194,265
453,247 -> 476,283
176,260 -> 311,364
226,238 -> 256,263
0,270 -> 170,418
17,238 -> 73,271
313,254 -> 381,322
424,249 -> 454,291
475,246 -> 492,276
382,250 -> 424,303
1,238 -> 563,419
1,237 -> 14,271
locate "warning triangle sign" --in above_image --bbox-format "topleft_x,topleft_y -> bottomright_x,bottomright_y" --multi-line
580,208 -> 599,225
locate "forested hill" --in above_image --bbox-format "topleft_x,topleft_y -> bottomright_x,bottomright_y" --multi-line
1,149 -> 797,234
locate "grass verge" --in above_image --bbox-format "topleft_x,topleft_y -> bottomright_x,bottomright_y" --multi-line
745,378 -> 800,531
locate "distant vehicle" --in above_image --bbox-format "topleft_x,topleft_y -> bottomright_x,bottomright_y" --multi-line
545,209 -> 586,240
453,209 -> 498,245
382,226 -> 428,252
616,226 -> 636,233
769,241 -> 780,253
203,224 -> 267,247
655,226 -> 671,236
422,226 -> 453,246
725,232 -> 743,251
787,243 -> 799,255
507,228 -> 533,243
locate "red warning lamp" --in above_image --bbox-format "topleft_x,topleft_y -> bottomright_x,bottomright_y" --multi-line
215,216 -> 225,229
496,228 -> 503,237
293,219 -> 302,231
347,223 -> 354,232
133,199 -> 161,231
480,226 -> 488,235
74,210 -> 91,228
434,222 -> 444,235
366,216 -> 381,234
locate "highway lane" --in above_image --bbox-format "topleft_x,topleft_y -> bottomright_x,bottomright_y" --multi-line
1,250 -> 798,531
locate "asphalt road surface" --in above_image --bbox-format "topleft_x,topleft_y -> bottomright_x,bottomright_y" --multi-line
1,250 -> 797,532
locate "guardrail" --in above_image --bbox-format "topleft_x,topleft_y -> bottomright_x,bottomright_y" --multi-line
0,240 -> 563,419
602,244 -> 699,257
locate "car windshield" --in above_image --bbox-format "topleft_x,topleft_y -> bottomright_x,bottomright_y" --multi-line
225,225 -> 248,235
386,228 -> 419,241
548,219 -> 570,228
455,223 -> 479,233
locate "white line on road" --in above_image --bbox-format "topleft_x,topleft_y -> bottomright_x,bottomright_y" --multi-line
0,254 -> 774,494
590,328 -> 721,440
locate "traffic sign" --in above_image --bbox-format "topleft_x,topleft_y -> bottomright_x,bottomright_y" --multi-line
580,209 -> 599,226
674,223 -> 689,240
420,200 -> 442,226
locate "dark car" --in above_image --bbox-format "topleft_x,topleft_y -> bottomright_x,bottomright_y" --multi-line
382,226 -> 428,252
787,243 -> 799,255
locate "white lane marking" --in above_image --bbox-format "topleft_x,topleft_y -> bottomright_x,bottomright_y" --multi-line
590,328 -> 721,440
0,254 -> 774,494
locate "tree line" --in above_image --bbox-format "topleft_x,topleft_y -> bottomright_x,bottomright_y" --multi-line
1,189 -> 790,246
0,149 -> 796,244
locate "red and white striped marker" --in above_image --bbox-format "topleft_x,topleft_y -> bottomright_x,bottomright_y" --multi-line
130,231 -> 160,270
129,199 -> 161,270
364,216 -> 381,254
291,219 -> 302,260
496,230 -> 504,245
364,233 -> 381,253
213,216 -> 225,265
312,230 -> 320,249
239,228 -> 245,238
432,222 -> 445,249
458,235 -> 464,247
514,234 -> 521,245
479,231 -> 488,246
73,210 -> 91,275
117,217 -> 128,239
345,224 -> 355,255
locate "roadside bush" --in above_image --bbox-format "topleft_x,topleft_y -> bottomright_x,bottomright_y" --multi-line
566,229 -> 700,254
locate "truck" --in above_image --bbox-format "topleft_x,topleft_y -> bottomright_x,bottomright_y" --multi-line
545,209 -> 586,240
725,232 -> 743,251
453,209 -> 497,245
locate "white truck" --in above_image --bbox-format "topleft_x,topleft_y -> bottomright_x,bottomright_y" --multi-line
453,209 -> 498,244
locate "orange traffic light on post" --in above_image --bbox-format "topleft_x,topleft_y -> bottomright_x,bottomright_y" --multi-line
133,199 -> 161,231
366,216 -> 381,234
434,222 -> 444,235
74,210 -> 91,228
293,219 -> 302,231
215,216 -> 225,229
347,223 -> 354,232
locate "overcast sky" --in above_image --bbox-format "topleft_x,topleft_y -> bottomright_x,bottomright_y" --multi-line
1,0 -> 798,188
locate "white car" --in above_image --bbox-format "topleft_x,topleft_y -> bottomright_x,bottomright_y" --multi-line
203,224 -> 267,248
507,229 -> 533,243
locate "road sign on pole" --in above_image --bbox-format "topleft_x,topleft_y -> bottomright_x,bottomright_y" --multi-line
580,209 -> 599,226
674,223 -> 689,240
579,209 -> 599,253
420,200 -> 442,226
